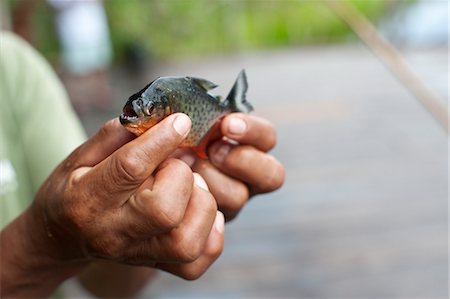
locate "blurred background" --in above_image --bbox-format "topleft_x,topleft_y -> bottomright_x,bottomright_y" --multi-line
2,0 -> 448,297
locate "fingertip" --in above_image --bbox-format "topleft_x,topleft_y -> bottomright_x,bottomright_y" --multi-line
172,113 -> 192,137
228,117 -> 248,136
222,113 -> 248,137
222,113 -> 277,152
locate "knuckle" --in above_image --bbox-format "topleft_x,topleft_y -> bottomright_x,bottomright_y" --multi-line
149,160 -> 194,231
167,158 -> 192,177
153,204 -> 185,231
205,238 -> 223,260
62,189 -> 92,227
229,145 -> 248,161
180,269 -> 205,281
113,153 -> 147,184
204,192 -> 218,212
220,183 -> 248,214
94,119 -> 120,145
159,158 -> 194,189
199,194 -> 219,221
174,233 -> 203,263
128,192 -> 161,236
101,119 -> 118,135
87,233 -> 128,260
232,145 -> 255,166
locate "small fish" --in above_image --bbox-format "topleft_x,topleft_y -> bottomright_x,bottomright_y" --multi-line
119,70 -> 253,158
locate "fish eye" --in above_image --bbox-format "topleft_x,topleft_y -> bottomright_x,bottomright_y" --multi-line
144,103 -> 154,116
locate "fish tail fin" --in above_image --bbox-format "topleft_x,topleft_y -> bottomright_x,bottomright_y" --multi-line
223,69 -> 253,113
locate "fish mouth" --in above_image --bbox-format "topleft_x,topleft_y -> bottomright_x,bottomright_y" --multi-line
120,113 -> 158,136
119,101 -> 158,136
119,103 -> 140,125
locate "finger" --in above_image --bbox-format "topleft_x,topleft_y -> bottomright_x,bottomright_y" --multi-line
128,174 -> 217,263
193,159 -> 249,221
156,211 -> 224,280
123,158 -> 194,236
208,143 -> 285,194
219,113 -> 276,152
157,173 -> 217,262
169,148 -> 197,168
63,118 -> 136,170
82,113 -> 192,199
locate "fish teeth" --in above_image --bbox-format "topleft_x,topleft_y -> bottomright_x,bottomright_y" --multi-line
121,114 -> 138,120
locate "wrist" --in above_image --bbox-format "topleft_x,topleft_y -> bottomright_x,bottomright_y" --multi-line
1,206 -> 88,297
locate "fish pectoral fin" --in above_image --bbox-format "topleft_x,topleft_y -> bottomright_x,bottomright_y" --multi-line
192,145 -> 209,160
191,135 -> 212,159
190,77 -> 218,91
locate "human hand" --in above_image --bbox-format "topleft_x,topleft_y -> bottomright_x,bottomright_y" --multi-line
31,113 -> 224,279
178,113 -> 285,221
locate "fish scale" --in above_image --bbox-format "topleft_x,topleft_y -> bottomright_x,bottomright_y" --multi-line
119,70 -> 253,158
170,79 -> 226,147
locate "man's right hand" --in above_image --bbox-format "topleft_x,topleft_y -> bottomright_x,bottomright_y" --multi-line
1,113 -> 224,297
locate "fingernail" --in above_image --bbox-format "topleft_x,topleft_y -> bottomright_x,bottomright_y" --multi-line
210,143 -> 231,165
173,114 -> 191,137
215,211 -> 225,233
228,117 -> 247,136
193,173 -> 209,191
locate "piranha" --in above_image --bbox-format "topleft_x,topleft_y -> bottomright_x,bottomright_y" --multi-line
119,70 -> 253,159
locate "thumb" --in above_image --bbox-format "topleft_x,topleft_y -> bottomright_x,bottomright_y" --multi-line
68,118 -> 136,169
78,113 -> 192,201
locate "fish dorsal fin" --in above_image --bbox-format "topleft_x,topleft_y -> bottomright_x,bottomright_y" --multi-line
223,69 -> 253,113
190,77 -> 218,91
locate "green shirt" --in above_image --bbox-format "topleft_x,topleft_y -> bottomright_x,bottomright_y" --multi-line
0,31 -> 86,229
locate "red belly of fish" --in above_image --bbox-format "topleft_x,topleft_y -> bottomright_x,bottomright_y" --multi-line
124,117 -> 223,159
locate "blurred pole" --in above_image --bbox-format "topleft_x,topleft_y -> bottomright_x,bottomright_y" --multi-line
325,0 -> 449,134
0,1 -> 11,30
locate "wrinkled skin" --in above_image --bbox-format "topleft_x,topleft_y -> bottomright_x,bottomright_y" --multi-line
176,112 -> 285,221
0,112 -> 284,298
32,114 -> 221,273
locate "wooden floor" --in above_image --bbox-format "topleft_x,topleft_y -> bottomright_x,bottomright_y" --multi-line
81,45 -> 448,298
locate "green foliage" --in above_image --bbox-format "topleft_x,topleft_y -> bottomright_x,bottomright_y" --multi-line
105,0 -> 391,61
8,0 -> 392,63
32,3 -> 60,63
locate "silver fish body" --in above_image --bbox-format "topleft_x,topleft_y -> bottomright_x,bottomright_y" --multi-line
120,70 -> 253,156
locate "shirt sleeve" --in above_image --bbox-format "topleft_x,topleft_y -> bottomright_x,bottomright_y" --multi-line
0,31 -> 87,194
